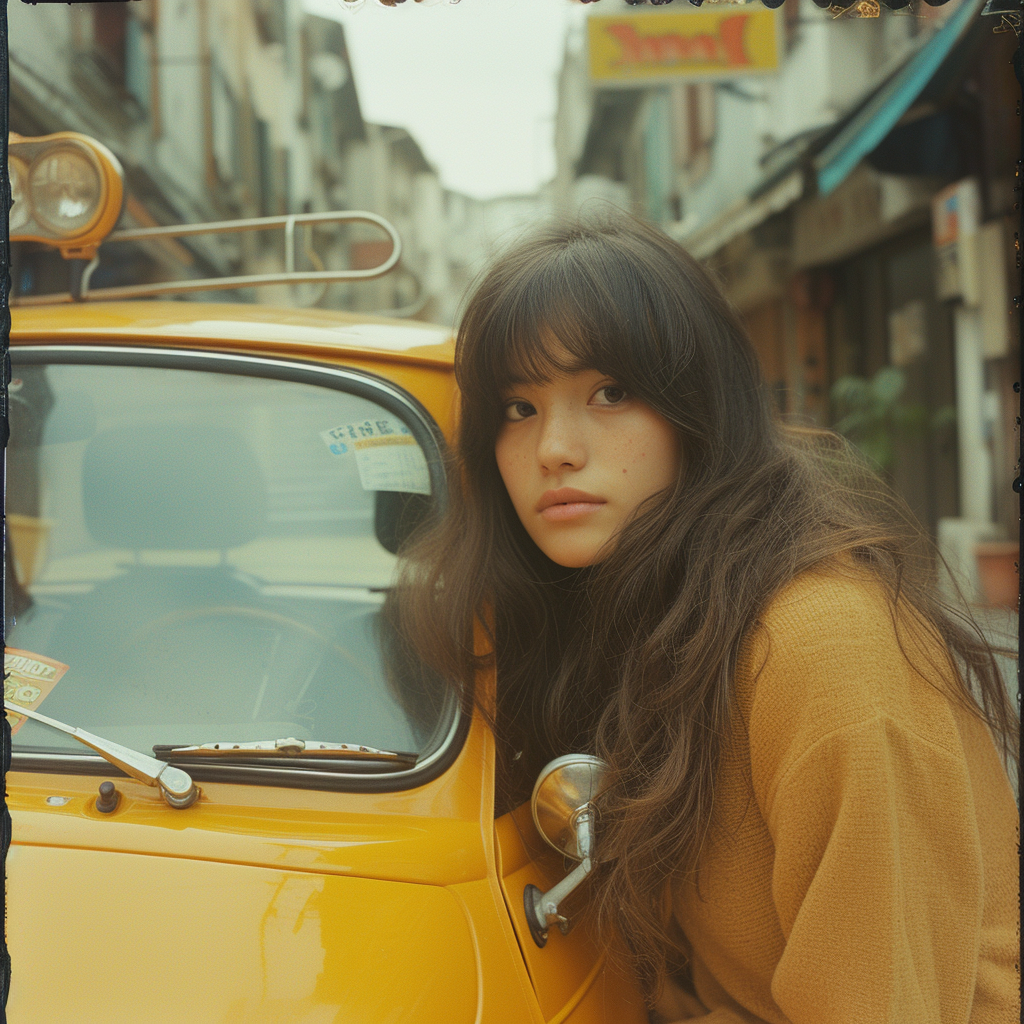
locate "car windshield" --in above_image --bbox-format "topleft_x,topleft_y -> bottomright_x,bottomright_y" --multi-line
5,355 -> 451,773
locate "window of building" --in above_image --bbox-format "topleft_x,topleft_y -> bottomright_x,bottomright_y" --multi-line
671,82 -> 716,186
73,2 -> 151,116
211,60 -> 242,185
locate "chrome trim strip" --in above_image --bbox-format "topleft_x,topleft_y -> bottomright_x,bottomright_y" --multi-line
11,344 -> 447,471
10,710 -> 464,787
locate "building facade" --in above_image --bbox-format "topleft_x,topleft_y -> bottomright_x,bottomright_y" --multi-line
7,0 -> 535,329
554,0 -> 1019,606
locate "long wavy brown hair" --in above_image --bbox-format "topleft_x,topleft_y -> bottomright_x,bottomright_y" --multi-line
387,213 -> 1019,999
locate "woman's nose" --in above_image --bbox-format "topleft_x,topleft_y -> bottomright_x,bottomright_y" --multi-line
536,409 -> 585,472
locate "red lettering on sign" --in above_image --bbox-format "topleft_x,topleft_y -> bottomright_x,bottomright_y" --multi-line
604,15 -> 753,69
719,14 -> 752,67
605,24 -> 650,65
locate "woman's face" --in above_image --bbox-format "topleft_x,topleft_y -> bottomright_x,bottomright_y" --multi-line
494,351 -> 681,568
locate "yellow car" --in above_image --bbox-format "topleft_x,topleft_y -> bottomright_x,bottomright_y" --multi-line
3,133 -> 646,1023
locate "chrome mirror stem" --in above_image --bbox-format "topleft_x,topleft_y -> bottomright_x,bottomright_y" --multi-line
523,808 -> 595,947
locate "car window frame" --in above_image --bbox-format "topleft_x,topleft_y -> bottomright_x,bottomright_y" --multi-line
7,342 -> 469,794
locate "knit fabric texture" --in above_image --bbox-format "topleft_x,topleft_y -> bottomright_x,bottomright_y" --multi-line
657,562 -> 1019,1023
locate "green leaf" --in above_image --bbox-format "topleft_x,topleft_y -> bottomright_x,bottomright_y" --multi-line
833,410 -> 871,436
830,375 -> 870,410
869,367 -> 906,408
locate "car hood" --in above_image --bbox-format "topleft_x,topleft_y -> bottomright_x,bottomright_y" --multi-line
6,843 -> 480,1024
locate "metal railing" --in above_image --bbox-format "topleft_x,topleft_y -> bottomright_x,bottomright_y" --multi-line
13,209 -> 402,305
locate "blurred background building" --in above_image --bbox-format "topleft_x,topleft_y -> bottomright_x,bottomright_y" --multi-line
7,0 -> 543,326
554,0 -> 1019,613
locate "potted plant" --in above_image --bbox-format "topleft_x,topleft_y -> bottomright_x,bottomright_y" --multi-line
831,368 -> 1017,608
973,540 -> 1019,609
829,366 -> 955,474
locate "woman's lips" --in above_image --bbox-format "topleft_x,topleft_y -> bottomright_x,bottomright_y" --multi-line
537,488 -> 606,521
540,501 -> 604,522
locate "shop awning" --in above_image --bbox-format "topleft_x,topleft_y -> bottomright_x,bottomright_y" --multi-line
813,0 -> 983,196
678,169 -> 803,260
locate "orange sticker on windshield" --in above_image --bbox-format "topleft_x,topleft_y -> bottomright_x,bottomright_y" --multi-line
5,648 -> 69,735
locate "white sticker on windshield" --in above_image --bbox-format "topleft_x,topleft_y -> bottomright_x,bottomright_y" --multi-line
320,417 -> 431,495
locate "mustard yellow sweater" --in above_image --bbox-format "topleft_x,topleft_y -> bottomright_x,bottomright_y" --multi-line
656,563 -> 1019,1024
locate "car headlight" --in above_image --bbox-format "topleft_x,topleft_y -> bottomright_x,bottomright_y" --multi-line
29,146 -> 104,237
8,131 -> 123,259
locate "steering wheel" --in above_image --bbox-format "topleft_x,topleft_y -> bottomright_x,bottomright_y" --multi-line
119,605 -> 369,722
125,605 -> 360,664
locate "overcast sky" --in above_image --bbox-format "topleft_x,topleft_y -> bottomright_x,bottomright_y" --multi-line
301,0 -> 589,200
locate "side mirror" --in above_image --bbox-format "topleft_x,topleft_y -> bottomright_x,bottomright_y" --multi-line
523,754 -> 608,948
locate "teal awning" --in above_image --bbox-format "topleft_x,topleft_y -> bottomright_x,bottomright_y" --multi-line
814,0 -> 983,196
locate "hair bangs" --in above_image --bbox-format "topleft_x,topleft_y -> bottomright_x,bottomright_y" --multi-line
460,231 -> 663,407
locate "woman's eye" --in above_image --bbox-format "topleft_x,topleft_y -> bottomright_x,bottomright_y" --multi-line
503,400 -> 536,421
592,385 -> 627,406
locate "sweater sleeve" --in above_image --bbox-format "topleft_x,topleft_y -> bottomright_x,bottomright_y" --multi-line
659,711 -> 989,1024
743,578 -> 990,1024
659,571 -> 1016,1024
761,714 -> 985,1022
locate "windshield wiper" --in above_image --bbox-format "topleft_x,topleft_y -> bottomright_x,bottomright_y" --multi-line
155,737 -> 416,765
5,701 -> 200,809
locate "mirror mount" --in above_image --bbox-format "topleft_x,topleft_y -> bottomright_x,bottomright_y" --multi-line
522,754 -> 607,948
523,807 -> 595,947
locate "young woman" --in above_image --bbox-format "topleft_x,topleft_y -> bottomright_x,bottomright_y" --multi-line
390,214 -> 1019,1023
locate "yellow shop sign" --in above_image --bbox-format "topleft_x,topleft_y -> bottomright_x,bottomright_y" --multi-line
588,8 -> 779,84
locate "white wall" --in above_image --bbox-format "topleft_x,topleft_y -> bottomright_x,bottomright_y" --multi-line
589,4 -> 941,238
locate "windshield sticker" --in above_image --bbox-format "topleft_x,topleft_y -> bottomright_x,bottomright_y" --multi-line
4,648 -> 69,735
320,417 -> 431,495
